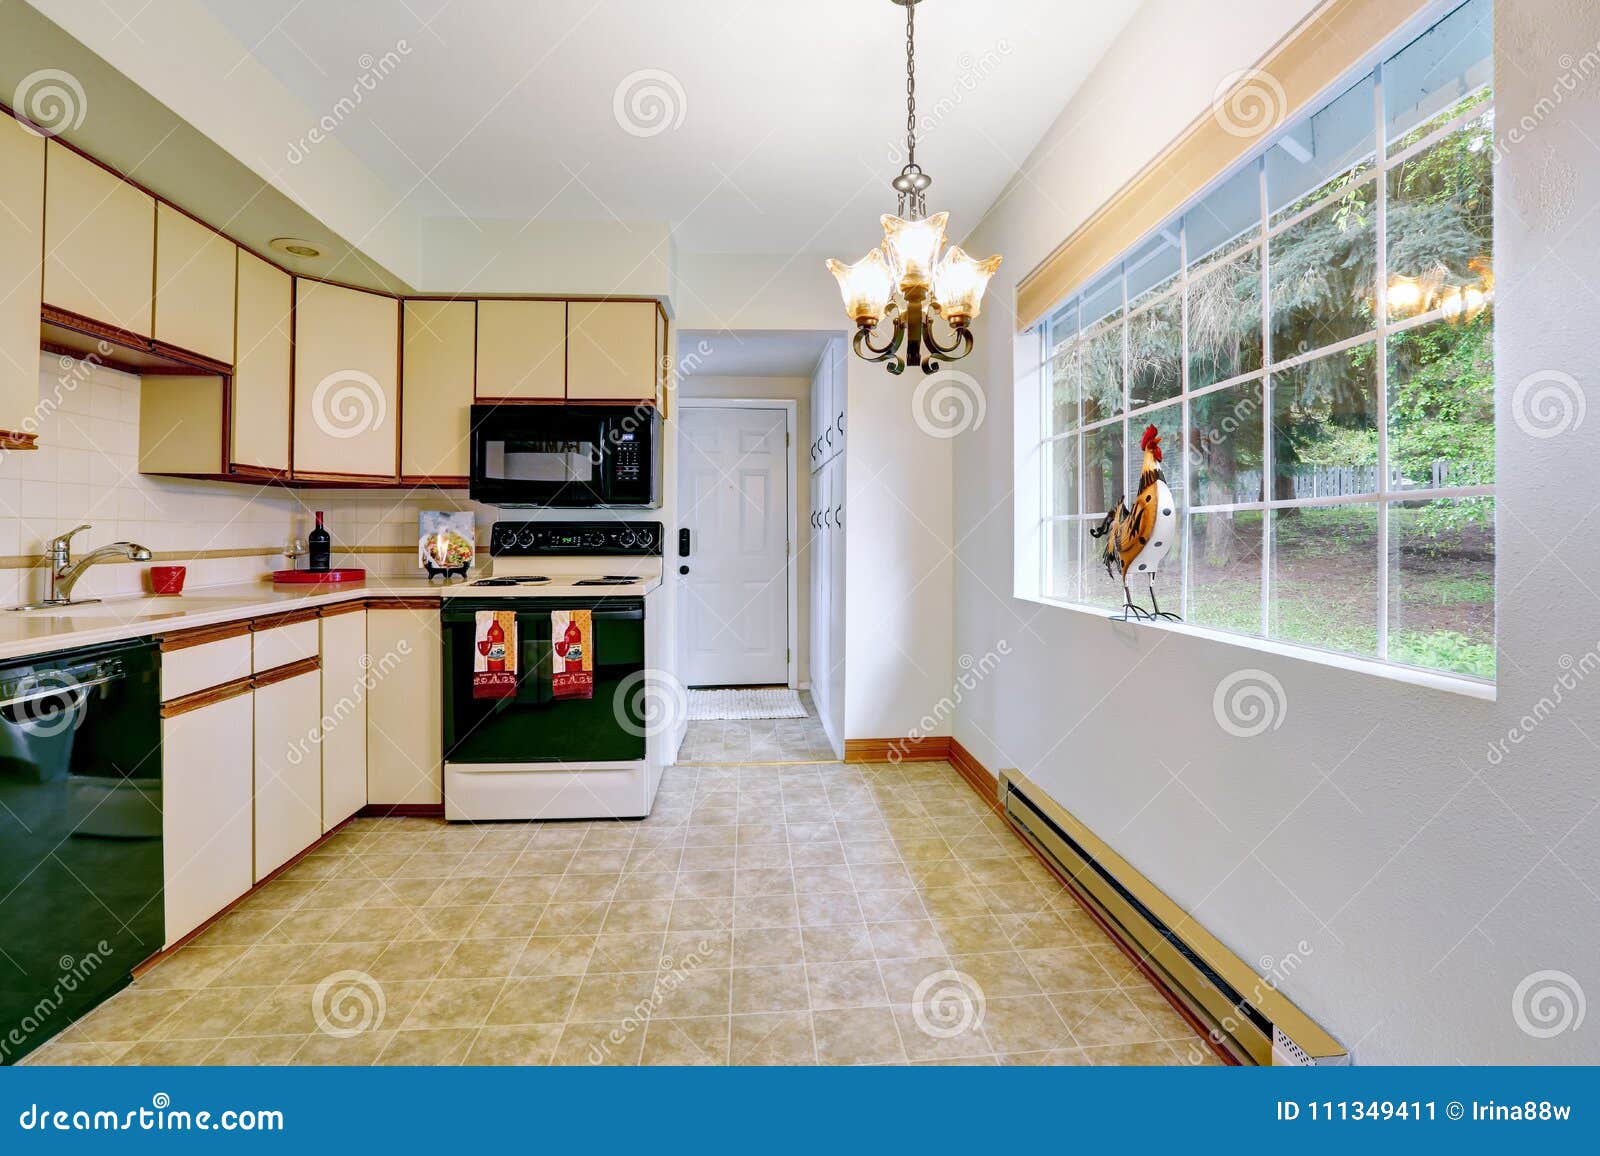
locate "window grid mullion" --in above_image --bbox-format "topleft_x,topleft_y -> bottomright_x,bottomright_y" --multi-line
1257,155 -> 1272,639
1375,59 -> 1391,662
1179,215 -> 1191,620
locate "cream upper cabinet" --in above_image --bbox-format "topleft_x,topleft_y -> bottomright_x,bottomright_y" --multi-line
475,299 -> 564,399
292,279 -> 399,480
232,249 -> 292,472
402,299 -> 475,480
153,203 -> 235,362
567,300 -> 658,401
0,115 -> 44,443
43,140 -> 155,336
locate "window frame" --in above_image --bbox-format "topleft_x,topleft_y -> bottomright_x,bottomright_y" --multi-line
1031,4 -> 1494,684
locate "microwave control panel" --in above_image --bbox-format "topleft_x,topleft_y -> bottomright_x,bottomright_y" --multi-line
612,432 -> 643,483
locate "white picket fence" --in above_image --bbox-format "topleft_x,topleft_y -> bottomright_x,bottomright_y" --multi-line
1214,461 -> 1450,503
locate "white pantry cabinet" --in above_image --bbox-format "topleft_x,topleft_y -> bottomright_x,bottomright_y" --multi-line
366,606 -> 443,806
252,666 -> 323,881
161,689 -> 253,945
319,607 -> 369,831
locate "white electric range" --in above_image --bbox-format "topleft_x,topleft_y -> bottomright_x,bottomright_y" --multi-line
438,521 -> 670,822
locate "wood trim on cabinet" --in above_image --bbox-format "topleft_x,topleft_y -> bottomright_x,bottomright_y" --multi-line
843,736 -> 953,764
365,597 -> 440,610
0,430 -> 38,450
317,601 -> 366,618
157,619 -> 253,652
251,655 -> 320,688
159,674 -> 252,718
248,607 -> 320,632
41,304 -> 233,375
285,470 -> 404,487
399,474 -> 471,488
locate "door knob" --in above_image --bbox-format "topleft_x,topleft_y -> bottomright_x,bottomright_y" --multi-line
678,564 -> 689,575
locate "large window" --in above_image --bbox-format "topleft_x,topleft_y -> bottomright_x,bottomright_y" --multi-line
1038,0 -> 1494,680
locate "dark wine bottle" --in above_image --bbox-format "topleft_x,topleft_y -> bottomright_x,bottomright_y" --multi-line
308,511 -> 331,572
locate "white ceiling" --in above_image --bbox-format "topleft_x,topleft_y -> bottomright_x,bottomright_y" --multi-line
192,0 -> 1144,256
678,330 -> 838,379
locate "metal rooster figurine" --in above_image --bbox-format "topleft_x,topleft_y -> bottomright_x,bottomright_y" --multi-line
1090,423 -> 1180,622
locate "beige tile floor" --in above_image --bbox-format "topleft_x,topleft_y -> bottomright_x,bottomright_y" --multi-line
25,711 -> 1218,1066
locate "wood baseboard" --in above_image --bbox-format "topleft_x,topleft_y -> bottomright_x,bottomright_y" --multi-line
947,737 -> 1002,812
843,736 -> 953,763
358,802 -> 445,818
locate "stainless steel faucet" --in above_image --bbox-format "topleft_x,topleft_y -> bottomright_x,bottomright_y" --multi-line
30,524 -> 153,607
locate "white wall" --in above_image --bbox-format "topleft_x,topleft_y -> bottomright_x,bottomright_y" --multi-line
951,0 -> 1600,1063
843,355 -> 955,740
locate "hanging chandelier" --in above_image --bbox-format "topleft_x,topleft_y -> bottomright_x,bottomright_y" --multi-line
827,0 -> 1002,376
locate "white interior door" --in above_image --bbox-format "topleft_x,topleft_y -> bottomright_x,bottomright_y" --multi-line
679,405 -> 790,686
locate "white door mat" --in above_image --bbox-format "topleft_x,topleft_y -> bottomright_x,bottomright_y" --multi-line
686,688 -> 807,721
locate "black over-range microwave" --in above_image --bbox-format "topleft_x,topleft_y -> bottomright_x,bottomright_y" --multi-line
469,404 -> 661,508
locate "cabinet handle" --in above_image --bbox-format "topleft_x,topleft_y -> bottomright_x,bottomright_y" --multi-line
836,413 -> 844,433
834,504 -> 842,527
825,427 -> 833,446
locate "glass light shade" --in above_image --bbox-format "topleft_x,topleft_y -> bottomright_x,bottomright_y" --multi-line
880,211 -> 948,290
933,245 -> 1003,323
826,249 -> 895,327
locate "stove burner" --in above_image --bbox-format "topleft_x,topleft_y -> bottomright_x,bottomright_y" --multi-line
572,576 -> 637,586
470,575 -> 551,587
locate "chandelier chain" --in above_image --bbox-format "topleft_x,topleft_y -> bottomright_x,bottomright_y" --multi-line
904,0 -> 916,168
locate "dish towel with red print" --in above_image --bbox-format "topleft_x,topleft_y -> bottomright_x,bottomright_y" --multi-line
472,610 -> 518,699
552,609 -> 594,700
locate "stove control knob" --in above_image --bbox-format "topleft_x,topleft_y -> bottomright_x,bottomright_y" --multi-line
517,528 -> 538,549
619,530 -> 637,549
585,532 -> 606,549
635,528 -> 654,550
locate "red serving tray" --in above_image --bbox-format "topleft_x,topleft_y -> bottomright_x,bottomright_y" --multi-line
270,568 -> 367,584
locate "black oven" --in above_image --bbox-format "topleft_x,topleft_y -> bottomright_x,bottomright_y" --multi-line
470,404 -> 659,507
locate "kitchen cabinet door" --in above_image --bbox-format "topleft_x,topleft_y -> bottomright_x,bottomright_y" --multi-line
162,689 -> 253,945
0,115 -> 44,445
567,300 -> 657,401
829,337 -> 847,458
292,279 -> 399,480
231,249 -> 292,472
253,668 -> 323,881
401,299 -> 475,481
153,202 -> 235,363
320,609 -> 368,831
43,141 -> 155,336
808,348 -> 827,473
825,455 -> 846,750
475,299 -> 564,399
366,607 -> 443,806
139,374 -> 225,475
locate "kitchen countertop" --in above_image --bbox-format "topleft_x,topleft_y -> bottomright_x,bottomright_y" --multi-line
0,572 -> 665,663
0,577 -> 440,663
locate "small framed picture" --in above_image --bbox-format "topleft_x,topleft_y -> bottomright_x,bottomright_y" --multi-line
420,511 -> 475,579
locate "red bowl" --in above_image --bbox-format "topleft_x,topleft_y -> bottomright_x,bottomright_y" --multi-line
148,565 -> 186,595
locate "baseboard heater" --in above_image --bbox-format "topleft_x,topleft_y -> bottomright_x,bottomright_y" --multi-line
998,769 -> 1347,1066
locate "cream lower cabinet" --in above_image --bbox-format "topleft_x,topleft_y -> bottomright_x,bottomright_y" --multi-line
252,666 -> 323,881
161,687 -> 253,946
367,606 -> 443,806
319,608 -> 368,830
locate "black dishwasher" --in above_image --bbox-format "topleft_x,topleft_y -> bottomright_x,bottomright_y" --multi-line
0,638 -> 162,1064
